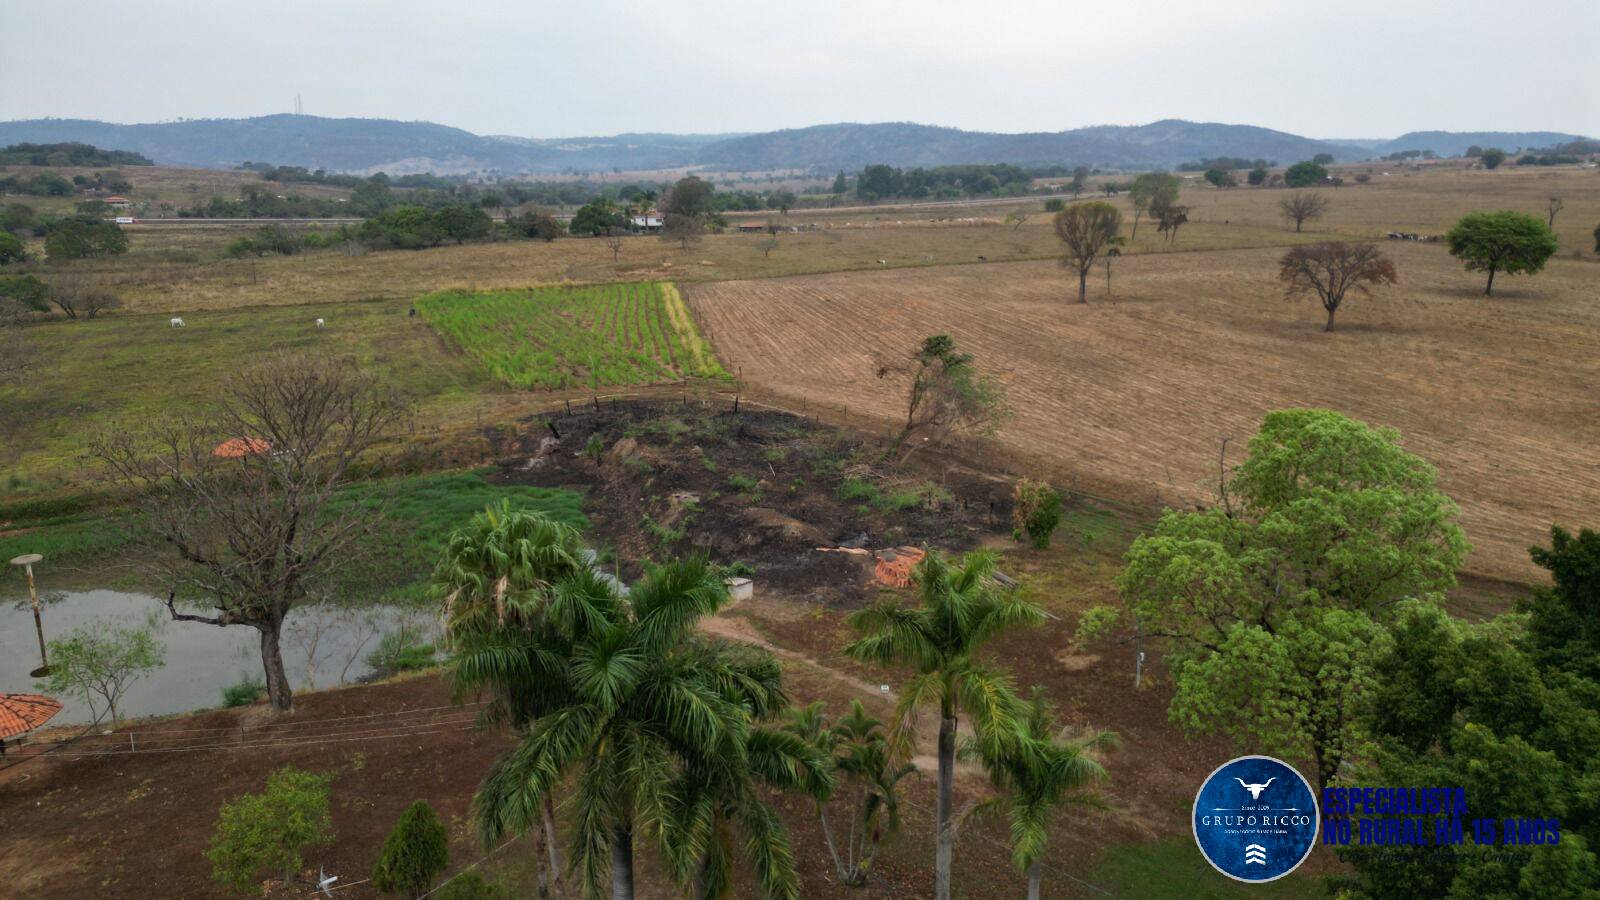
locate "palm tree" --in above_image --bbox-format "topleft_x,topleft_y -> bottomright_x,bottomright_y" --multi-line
466,551 -> 797,900
436,501 -> 591,894
971,690 -> 1115,900
786,700 -> 915,886
663,718 -> 833,899
843,549 -> 1044,900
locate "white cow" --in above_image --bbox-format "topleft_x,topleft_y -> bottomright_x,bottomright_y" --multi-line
170,317 -> 185,327
315,318 -> 325,328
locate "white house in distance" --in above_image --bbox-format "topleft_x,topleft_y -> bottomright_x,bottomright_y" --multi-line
630,215 -> 663,232
104,196 -> 131,209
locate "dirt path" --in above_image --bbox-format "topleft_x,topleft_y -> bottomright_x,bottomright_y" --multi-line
701,611 -> 988,779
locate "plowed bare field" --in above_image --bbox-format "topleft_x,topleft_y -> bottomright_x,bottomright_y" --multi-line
687,243 -> 1600,582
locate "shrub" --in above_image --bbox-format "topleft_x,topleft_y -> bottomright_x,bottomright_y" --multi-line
1043,198 -> 1065,212
836,476 -> 881,504
35,622 -> 165,723
431,872 -> 509,899
367,626 -> 436,674
0,230 -> 25,264
208,767 -> 333,893
0,274 -> 50,312
372,800 -> 449,898
584,434 -> 605,465
222,676 -> 267,708
1011,479 -> 1063,549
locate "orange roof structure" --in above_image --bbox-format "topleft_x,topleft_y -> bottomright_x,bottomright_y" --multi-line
212,437 -> 272,458
0,693 -> 62,739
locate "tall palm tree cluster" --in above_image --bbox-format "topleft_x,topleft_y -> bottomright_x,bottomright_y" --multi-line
843,549 -> 1114,900
434,501 -> 1111,899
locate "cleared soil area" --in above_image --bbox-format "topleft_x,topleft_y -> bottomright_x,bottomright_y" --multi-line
687,243 -> 1600,583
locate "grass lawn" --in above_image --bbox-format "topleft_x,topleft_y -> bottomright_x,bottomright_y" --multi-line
0,469 -> 585,600
0,296 -> 487,491
1089,838 -> 1323,898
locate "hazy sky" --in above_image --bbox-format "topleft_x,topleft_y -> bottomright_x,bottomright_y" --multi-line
3,0 -> 1595,139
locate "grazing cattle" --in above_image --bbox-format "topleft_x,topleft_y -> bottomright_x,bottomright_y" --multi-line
170,317 -> 185,327
977,255 -> 987,261
877,259 -> 887,265
315,318 -> 325,327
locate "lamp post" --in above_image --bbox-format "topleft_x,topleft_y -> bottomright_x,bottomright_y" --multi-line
9,554 -> 50,677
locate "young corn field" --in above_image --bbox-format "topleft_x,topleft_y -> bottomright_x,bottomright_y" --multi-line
416,282 -> 727,389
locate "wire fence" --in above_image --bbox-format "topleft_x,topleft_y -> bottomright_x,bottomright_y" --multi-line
0,700 -> 489,766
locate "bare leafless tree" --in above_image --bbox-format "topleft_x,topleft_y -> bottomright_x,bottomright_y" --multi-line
1054,201 -> 1123,303
48,272 -> 121,320
1279,192 -> 1330,233
1004,209 -> 1030,231
90,355 -> 407,712
1278,241 -> 1399,331
602,227 -> 624,263
1548,196 -> 1564,229
0,301 -> 31,387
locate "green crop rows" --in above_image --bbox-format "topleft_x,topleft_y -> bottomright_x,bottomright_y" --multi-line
416,282 -> 728,390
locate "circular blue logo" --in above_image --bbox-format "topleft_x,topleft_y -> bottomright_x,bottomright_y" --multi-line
1192,755 -> 1319,882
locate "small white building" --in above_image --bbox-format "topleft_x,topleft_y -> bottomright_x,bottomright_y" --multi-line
630,215 -> 663,232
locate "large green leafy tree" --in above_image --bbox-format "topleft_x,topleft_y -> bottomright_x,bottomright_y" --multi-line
44,217 -> 127,260
1445,210 -> 1560,296
1284,160 -> 1328,188
844,549 -> 1044,900
1105,409 -> 1469,790
1522,525 -> 1600,680
1127,172 -> 1178,239
569,200 -> 628,237
434,205 -> 493,244
971,690 -> 1115,900
1340,590 -> 1600,898
663,176 -> 715,219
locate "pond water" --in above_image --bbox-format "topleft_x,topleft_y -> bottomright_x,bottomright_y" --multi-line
1,589 -> 435,724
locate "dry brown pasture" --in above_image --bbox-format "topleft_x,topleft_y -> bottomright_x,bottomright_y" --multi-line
35,164 -> 1599,313
65,214 -> 1323,313
687,242 -> 1600,584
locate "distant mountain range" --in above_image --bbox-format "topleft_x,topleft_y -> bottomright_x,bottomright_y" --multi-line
0,115 -> 1589,175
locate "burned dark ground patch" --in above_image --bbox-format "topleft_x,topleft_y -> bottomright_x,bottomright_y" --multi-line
485,400 -> 1013,604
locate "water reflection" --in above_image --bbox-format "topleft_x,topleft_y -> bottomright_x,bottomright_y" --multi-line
1,589 -> 433,724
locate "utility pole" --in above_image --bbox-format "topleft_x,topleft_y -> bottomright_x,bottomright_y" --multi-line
10,554 -> 50,676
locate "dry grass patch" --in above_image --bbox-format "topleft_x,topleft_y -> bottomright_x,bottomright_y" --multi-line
687,243 -> 1600,582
